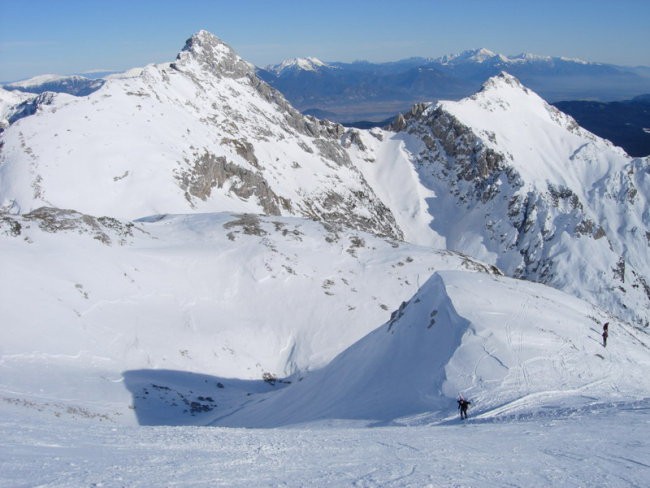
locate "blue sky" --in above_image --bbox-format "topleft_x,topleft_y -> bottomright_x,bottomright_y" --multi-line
1,0 -> 649,81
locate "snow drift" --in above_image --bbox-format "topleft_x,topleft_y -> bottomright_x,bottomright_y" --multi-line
214,271 -> 650,427
0,209 -> 497,425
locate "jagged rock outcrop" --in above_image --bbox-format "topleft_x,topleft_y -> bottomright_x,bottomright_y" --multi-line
0,30 -> 402,240
388,73 -> 649,326
1,207 -> 137,245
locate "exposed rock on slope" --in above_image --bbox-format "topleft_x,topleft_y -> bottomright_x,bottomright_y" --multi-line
0,31 -> 401,239
380,73 -> 649,326
0,87 -> 36,130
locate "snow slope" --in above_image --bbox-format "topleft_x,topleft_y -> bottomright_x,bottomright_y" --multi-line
0,31 -> 400,239
215,271 -> 649,427
2,400 -> 649,488
351,73 -> 650,327
0,209 -> 496,426
0,87 -> 35,129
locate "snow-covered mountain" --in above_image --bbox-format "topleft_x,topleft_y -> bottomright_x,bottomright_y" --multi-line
0,87 -> 35,130
267,57 -> 330,75
351,72 -> 649,327
3,74 -> 105,97
434,48 -> 590,66
0,31 -> 648,434
0,208 -> 497,425
435,48 -> 507,65
0,30 -> 400,239
1,208 -> 647,429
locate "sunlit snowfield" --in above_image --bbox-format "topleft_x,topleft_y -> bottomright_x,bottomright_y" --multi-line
1,30 -> 649,488
2,400 -> 648,487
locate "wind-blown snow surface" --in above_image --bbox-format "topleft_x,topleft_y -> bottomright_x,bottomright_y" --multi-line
0,209 -> 497,426
215,271 -> 649,428
2,400 -> 649,487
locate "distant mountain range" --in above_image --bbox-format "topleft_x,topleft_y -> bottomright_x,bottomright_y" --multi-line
3,74 -> 105,96
257,49 -> 650,157
257,48 -> 650,121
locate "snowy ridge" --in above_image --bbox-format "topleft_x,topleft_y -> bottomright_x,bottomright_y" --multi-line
267,57 -> 329,75
5,74 -> 87,88
215,271 -> 649,427
379,72 -> 650,327
0,209 -> 498,425
0,31 -> 401,239
3,73 -> 104,97
0,87 -> 36,129
435,48 -> 592,66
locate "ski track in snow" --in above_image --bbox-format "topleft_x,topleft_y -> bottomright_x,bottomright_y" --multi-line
1,401 -> 649,488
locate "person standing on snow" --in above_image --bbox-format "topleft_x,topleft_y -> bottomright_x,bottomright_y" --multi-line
602,323 -> 609,347
457,396 -> 471,419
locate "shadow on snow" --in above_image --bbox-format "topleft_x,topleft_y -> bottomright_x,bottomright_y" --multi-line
123,369 -> 289,426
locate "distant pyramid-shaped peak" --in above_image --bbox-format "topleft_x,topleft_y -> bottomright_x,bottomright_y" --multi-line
269,57 -> 329,74
478,71 -> 527,93
173,30 -> 253,79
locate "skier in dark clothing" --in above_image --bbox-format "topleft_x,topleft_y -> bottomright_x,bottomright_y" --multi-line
457,396 -> 471,419
602,329 -> 608,347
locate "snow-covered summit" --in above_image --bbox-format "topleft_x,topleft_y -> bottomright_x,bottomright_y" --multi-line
440,71 -> 622,184
172,29 -> 255,79
0,30 -> 401,239
435,48 -> 592,67
476,70 -> 528,91
378,71 -> 649,327
436,48 -> 504,65
267,57 -> 329,75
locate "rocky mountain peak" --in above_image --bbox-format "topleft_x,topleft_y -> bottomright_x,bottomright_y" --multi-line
172,30 -> 253,79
